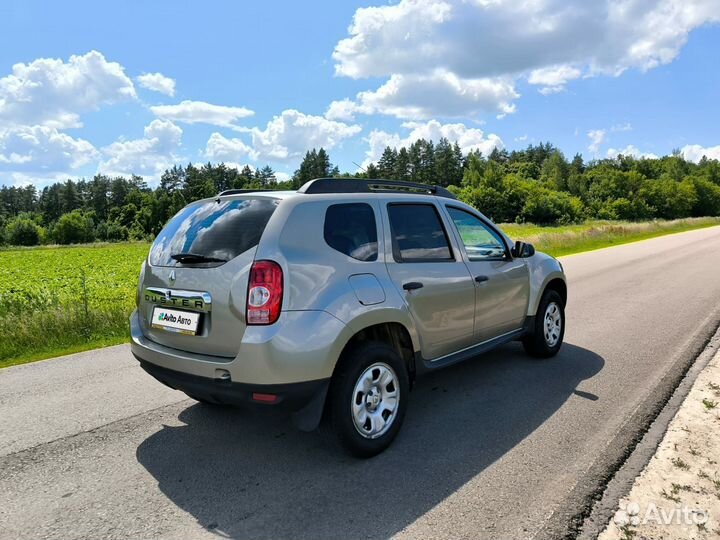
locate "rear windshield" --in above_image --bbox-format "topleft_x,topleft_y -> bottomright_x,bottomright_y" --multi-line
149,198 -> 279,266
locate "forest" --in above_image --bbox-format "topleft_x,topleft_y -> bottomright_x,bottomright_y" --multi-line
1,140 -> 720,246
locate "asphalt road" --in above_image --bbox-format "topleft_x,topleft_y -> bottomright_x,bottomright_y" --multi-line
2,226 -> 720,540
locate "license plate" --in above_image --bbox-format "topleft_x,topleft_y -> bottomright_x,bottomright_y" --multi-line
151,307 -> 200,335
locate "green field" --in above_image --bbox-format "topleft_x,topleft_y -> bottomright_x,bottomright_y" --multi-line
0,243 -> 149,367
1,217 -> 719,368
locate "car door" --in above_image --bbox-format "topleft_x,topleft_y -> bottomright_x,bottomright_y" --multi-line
383,201 -> 476,360
443,206 -> 530,342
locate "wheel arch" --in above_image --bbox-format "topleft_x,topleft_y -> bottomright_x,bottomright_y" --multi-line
543,277 -> 567,307
335,321 -> 417,383
292,309 -> 420,432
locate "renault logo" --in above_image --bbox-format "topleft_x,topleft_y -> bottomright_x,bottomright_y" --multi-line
169,269 -> 176,283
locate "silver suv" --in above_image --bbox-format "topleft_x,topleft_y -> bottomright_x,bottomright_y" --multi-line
131,178 -> 567,457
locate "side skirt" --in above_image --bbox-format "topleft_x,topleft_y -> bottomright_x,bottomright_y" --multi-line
416,322 -> 531,373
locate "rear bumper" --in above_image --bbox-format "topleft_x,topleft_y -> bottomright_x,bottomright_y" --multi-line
138,359 -> 328,411
130,308 -> 340,430
130,308 -> 350,385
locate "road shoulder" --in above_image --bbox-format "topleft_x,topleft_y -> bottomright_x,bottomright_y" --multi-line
596,345 -> 720,539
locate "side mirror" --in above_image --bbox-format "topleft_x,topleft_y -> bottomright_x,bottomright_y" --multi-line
512,240 -> 535,258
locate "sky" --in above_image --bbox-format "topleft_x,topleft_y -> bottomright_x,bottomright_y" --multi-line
1,0 -> 719,188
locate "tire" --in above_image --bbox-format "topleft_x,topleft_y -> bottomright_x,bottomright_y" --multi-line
523,289 -> 565,358
326,341 -> 410,458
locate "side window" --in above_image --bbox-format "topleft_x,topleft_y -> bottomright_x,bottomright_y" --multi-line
447,207 -> 507,261
387,203 -> 454,262
324,203 -> 378,261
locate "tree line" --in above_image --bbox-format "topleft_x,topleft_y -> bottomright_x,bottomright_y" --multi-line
1,140 -> 720,246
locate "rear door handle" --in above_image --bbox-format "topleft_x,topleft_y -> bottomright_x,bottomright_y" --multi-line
475,275 -> 489,283
402,282 -> 424,291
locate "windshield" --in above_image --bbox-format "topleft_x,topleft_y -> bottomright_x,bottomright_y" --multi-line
149,198 -> 279,267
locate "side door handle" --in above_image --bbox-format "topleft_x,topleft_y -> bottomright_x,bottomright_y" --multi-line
475,275 -> 489,283
402,281 -> 424,291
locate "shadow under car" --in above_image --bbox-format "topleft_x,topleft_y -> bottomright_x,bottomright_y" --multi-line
136,341 -> 604,539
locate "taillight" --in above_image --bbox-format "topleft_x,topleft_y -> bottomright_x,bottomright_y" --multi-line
246,260 -> 283,325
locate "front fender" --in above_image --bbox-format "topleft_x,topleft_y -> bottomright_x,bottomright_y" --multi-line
526,252 -> 566,316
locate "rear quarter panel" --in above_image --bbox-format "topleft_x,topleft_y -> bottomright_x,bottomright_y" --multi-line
254,195 -> 423,355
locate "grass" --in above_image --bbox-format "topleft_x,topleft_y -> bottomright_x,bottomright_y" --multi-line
619,524 -> 637,540
1,217 -> 719,368
671,457 -> 691,471
3,336 -> 130,368
702,398 -> 719,410
501,217 -> 720,257
0,242 -> 149,368
660,487 -> 682,503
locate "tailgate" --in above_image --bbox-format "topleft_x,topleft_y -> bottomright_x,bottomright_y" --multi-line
138,249 -> 255,358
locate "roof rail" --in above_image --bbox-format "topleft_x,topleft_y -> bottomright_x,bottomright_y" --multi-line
216,188 -> 272,197
298,178 -> 457,199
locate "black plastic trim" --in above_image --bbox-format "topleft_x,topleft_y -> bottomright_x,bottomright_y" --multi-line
217,189 -> 273,196
416,324 -> 530,372
299,178 -> 457,200
138,359 -> 329,412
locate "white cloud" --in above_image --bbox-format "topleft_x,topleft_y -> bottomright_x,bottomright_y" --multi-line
143,119 -> 182,146
325,98 -> 362,121
336,0 -> 720,78
353,71 -> 518,119
3,172 -> 85,188
328,71 -> 517,120
204,109 -> 362,164
681,144 -> 720,163
606,145 -> 658,159
332,0 -> 720,118
0,50 -> 136,129
248,109 -> 361,162
98,119 -> 183,179
364,119 -> 503,166
0,125 -> 98,171
528,65 -> 582,87
587,129 -> 607,154
151,100 -> 254,129
537,86 -> 567,96
588,124 -> 640,158
528,65 -> 582,94
137,72 -> 176,96
205,132 -> 253,162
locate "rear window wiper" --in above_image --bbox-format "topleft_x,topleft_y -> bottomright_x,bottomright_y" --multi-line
170,253 -> 228,264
